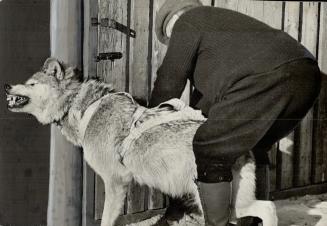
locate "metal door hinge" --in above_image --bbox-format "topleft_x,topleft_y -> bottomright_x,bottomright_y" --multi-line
91,18 -> 136,38
96,52 -> 123,62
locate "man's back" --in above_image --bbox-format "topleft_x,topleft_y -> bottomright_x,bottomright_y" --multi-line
167,6 -> 315,112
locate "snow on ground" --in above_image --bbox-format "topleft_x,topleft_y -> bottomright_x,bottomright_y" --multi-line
128,193 -> 327,226
274,193 -> 327,226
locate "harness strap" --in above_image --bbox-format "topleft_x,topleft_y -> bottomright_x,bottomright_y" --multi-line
130,106 -> 147,130
119,99 -> 206,162
114,92 -> 136,104
80,92 -> 136,142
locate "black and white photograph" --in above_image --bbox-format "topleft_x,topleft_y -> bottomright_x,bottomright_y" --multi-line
1,0 -> 327,226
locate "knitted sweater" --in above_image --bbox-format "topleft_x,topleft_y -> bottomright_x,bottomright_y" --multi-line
149,6 -> 314,114
149,6 -> 318,182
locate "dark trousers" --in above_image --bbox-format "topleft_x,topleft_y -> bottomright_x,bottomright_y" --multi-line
193,58 -> 321,183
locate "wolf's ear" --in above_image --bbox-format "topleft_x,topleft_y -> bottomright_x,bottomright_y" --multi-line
43,58 -> 65,80
65,67 -> 83,81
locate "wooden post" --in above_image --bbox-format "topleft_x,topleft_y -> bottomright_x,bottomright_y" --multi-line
48,1 -> 83,226
313,2 -> 327,183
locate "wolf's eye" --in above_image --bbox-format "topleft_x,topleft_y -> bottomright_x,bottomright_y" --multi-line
28,83 -> 36,86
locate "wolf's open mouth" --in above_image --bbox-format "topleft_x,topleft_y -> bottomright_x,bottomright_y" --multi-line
6,94 -> 29,108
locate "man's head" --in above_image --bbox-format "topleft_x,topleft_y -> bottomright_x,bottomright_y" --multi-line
155,0 -> 202,45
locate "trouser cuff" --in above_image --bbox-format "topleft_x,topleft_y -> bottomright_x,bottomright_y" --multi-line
196,161 -> 233,183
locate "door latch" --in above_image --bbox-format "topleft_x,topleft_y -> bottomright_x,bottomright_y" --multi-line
91,18 -> 136,38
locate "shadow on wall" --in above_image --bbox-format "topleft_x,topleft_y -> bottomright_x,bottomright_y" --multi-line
0,0 -> 50,225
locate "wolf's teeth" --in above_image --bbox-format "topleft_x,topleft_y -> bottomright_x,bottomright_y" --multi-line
6,95 -> 13,101
6,95 -> 17,104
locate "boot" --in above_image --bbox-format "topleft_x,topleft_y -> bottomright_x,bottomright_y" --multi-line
198,181 -> 231,226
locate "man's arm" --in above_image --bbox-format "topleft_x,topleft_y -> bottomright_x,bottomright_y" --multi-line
149,20 -> 201,107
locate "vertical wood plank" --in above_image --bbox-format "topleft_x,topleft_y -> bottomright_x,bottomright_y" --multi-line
294,2 -> 319,187
320,3 -> 327,182
82,163 -> 97,226
314,2 -> 327,183
261,1 -> 283,193
278,133 -> 295,189
213,0 -> 283,30
151,0 -> 167,92
230,0 -> 265,21
214,0 -> 239,10
148,188 -> 165,210
97,0 -> 128,91
83,0 -> 98,223
284,2 -> 300,40
94,175 -> 106,220
126,181 -> 147,214
200,0 -> 212,6
148,0 -> 167,210
262,1 -> 283,29
94,0 -> 129,220
215,0 -> 283,28
278,2 -> 300,190
215,0 -> 266,22
126,0 -> 151,214
130,0 -> 150,100
83,0 -> 98,80
269,144 -> 278,192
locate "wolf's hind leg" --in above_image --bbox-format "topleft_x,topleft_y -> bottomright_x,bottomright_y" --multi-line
231,153 -> 278,226
129,182 -> 204,226
160,182 -> 204,226
230,153 -> 256,224
231,153 -> 256,208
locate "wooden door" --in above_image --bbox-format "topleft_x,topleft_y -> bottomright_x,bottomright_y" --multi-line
82,0 -> 168,225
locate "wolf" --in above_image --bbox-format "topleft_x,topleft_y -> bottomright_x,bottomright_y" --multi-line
4,58 -> 278,226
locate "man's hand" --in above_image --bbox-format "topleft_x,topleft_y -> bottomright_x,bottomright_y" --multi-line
133,96 -> 148,107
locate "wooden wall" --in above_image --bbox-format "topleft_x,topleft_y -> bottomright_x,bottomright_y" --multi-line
83,0 -> 327,224
0,0 -> 50,225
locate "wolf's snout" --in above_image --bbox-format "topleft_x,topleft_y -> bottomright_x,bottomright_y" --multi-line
4,84 -> 12,93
